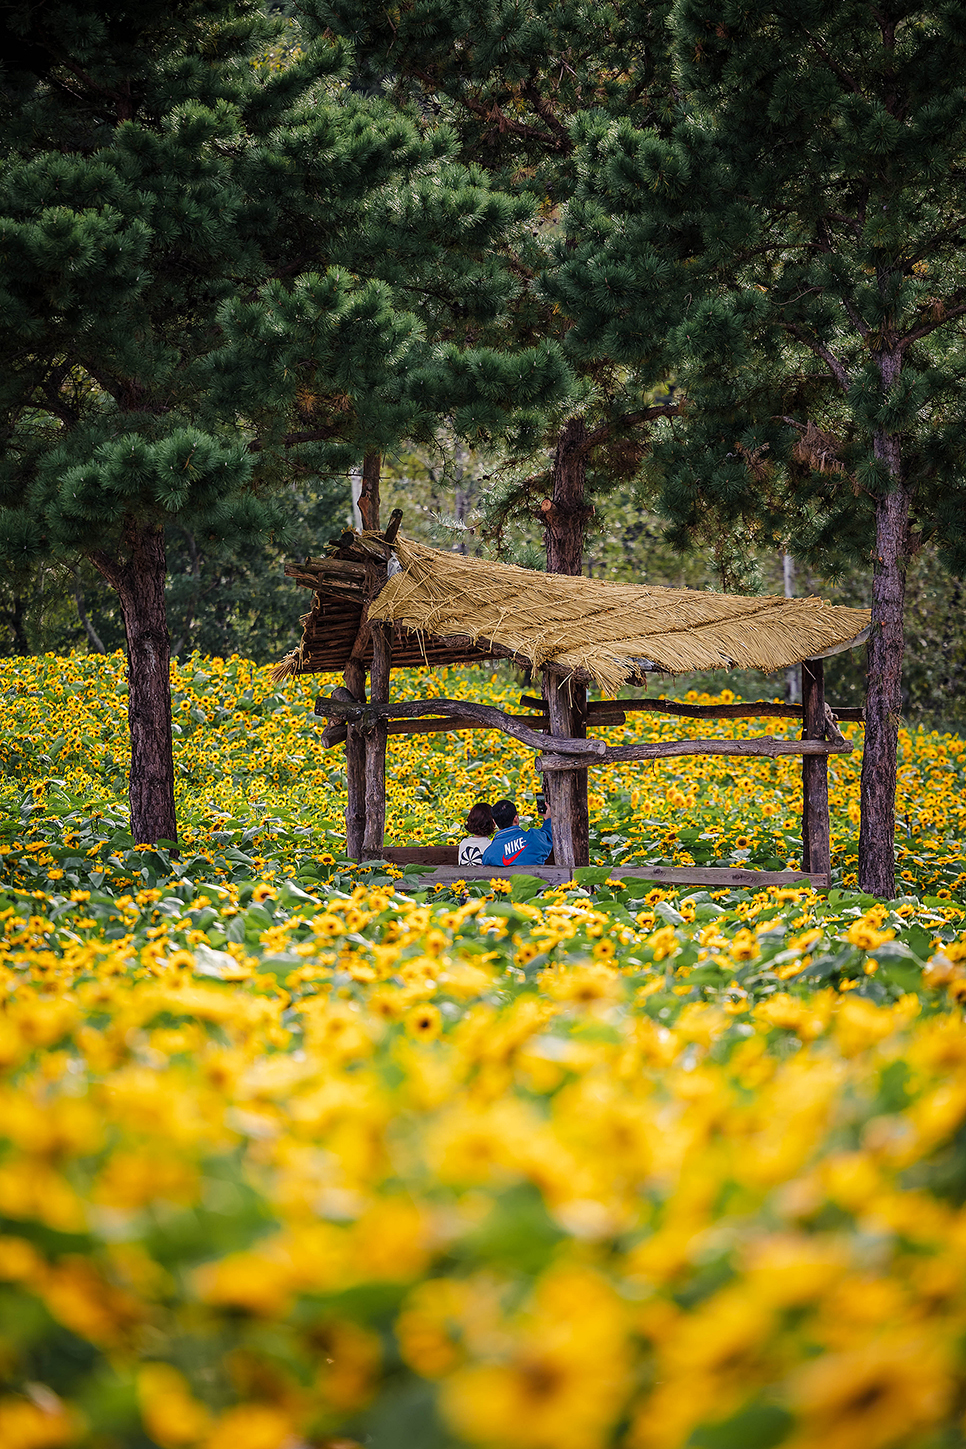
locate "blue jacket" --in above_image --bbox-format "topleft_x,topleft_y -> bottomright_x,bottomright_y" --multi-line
481,817 -> 553,867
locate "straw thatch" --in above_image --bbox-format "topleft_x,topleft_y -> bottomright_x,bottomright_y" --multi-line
364,537 -> 871,695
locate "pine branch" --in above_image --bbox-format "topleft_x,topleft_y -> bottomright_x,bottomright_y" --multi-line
249,426 -> 346,452
899,296 -> 966,350
836,293 -> 871,339
581,404 -> 678,452
72,588 -> 107,653
410,67 -> 566,152
796,26 -> 864,96
520,79 -> 572,149
781,323 -> 851,392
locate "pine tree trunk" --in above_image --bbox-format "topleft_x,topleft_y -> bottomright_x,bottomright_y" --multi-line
544,419 -> 588,575
858,375 -> 908,899
359,452 -> 381,531
95,520 -> 177,847
5,593 -> 29,654
783,554 -> 799,704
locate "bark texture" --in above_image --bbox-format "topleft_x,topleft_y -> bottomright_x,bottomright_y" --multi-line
359,451 -> 381,531
857,338 -> 909,898
343,658 -> 367,860
362,622 -> 390,856
539,419 -> 593,865
543,419 -> 590,575
801,659 -> 830,879
543,675 -> 589,870
859,479 -> 909,897
94,519 -> 177,846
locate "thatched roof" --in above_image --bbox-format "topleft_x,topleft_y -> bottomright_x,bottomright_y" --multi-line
276,532 -> 871,693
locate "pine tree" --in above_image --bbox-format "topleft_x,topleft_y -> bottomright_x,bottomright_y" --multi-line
554,0 -> 966,895
312,0 -> 680,577
0,0 -> 566,844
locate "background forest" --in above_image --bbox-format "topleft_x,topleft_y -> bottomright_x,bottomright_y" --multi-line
3,445 -> 962,729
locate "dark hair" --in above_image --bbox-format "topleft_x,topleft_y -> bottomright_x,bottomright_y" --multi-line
491,798 -> 517,830
466,801 -> 495,837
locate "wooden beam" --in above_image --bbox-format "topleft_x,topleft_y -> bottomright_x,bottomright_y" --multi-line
386,714 -> 549,736
544,675 -> 580,871
318,713 -> 551,750
343,662 -> 366,861
348,561 -> 388,666
301,556 -> 367,573
537,735 -> 853,770
517,698 -> 626,727
520,694 -> 864,723
379,845 -> 459,866
362,623 -> 391,857
583,707 -> 627,726
387,864 -> 831,890
313,696 -> 605,757
802,660 -> 831,877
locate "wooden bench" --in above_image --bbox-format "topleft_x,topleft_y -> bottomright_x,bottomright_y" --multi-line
363,857 -> 828,891
375,845 -> 459,867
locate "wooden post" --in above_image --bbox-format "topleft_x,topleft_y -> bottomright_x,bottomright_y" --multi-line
572,681 -> 589,867
801,659 -> 831,879
363,622 -> 391,857
543,674 -> 589,871
344,658 -> 367,860
539,422 -> 593,866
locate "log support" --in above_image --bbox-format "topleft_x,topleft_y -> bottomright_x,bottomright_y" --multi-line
400,864 -> 833,891
543,674 -> 590,871
363,622 -> 391,857
314,695 -> 604,757
801,659 -> 831,879
520,695 -> 864,724
343,659 -> 367,861
537,735 -> 851,769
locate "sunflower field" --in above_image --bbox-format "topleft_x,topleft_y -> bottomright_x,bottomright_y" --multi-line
1,653 -> 966,1449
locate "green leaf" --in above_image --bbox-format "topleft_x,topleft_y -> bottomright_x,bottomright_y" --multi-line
509,874 -> 545,902
689,1403 -> 792,1449
573,866 -> 615,886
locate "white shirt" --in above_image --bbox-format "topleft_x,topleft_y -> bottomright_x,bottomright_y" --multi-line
458,835 -> 491,866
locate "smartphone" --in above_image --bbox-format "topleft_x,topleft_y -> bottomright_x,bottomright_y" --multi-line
536,794 -> 546,814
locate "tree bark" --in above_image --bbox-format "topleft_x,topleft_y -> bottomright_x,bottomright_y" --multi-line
362,622 -> 391,856
359,451 -> 381,531
94,520 -> 177,846
858,481 -> 909,897
344,658 -> 367,860
538,736 -> 851,768
543,419 -> 589,575
540,420 -> 592,862
4,593 -> 30,654
783,554 -> 800,704
801,659 -> 830,878
858,350 -> 909,899
314,694 -> 604,755
542,674 -> 590,870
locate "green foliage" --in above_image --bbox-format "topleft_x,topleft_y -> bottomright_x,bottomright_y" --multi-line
0,0 -> 563,564
555,0 -> 966,572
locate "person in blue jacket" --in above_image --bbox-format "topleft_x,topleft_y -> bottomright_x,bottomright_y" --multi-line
481,797 -> 553,867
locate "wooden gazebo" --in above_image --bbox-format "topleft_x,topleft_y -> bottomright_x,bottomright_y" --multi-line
276,514 -> 871,889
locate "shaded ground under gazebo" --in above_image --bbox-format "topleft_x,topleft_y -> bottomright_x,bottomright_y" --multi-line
276,514 -> 871,890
